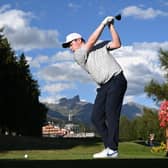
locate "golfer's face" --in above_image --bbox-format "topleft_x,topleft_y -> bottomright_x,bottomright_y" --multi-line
69,39 -> 81,52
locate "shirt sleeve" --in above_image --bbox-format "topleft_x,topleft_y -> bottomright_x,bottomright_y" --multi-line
74,47 -> 88,67
106,41 -> 116,51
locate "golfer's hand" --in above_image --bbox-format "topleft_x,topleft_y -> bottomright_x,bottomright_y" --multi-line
101,16 -> 114,26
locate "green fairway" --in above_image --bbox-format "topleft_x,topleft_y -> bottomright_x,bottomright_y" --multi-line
0,135 -> 167,160
0,143 -> 166,160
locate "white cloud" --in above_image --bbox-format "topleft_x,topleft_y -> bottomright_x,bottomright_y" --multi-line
123,95 -> 135,104
122,6 -> 168,19
0,5 -> 60,51
43,83 -> 74,93
51,51 -> 74,62
0,7 -> 31,29
39,82 -> 75,104
37,61 -> 91,82
39,95 -> 62,104
111,42 -> 167,99
30,50 -> 91,82
29,55 -> 49,68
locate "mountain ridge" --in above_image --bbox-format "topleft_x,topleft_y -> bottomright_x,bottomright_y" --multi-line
44,95 -> 155,126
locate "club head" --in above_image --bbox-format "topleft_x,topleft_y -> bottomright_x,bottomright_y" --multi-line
115,14 -> 121,21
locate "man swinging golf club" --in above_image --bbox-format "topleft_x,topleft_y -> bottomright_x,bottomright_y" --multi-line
62,15 -> 127,158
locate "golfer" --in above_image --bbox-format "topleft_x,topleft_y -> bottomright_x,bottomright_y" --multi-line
62,16 -> 127,158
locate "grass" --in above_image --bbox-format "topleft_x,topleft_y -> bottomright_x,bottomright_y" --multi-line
0,135 -> 167,160
0,136 -> 168,168
0,143 -> 165,160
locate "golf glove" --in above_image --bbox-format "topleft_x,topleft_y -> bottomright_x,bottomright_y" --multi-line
101,16 -> 114,26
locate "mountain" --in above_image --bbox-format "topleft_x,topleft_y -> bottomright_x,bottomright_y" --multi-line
121,102 -> 144,120
44,95 -> 148,126
44,95 -> 91,124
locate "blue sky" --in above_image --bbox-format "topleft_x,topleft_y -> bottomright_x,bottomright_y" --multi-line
0,0 -> 168,108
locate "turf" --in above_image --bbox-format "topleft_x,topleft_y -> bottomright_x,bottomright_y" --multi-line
0,136 -> 167,168
0,135 -> 166,160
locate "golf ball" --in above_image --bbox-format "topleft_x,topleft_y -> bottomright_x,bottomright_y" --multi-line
24,154 -> 28,158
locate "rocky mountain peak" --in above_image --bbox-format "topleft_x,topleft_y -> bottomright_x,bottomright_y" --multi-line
59,95 -> 80,109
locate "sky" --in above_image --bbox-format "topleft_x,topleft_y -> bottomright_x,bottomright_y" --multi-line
0,0 -> 168,108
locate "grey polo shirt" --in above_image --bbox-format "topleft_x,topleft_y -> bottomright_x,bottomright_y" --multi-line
73,40 -> 122,85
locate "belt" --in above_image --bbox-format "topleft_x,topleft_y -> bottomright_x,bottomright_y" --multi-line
99,71 -> 123,87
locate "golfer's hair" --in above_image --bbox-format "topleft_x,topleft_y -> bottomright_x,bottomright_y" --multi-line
81,38 -> 85,43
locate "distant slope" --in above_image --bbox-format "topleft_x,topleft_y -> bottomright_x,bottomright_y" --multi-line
44,95 -> 149,125
121,102 -> 144,120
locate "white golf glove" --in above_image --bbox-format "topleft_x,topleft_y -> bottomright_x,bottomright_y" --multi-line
101,16 -> 114,26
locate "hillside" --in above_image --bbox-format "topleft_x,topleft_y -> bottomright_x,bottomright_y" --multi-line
44,95 -> 152,126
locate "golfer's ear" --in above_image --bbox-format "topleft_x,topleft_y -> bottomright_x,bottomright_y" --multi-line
79,38 -> 82,43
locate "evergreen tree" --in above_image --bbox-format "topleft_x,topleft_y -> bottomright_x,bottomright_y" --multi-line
0,28 -> 47,136
0,28 -> 18,134
144,49 -> 168,104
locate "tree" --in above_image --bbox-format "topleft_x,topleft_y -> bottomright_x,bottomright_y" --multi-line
119,116 -> 132,141
0,28 -> 47,136
0,28 -> 18,134
15,53 -> 47,136
144,49 -> 168,156
139,107 -> 163,142
144,49 -> 168,104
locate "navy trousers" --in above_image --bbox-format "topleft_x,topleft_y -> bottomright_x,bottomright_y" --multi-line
91,71 -> 127,150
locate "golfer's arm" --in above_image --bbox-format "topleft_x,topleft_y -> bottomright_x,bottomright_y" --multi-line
84,23 -> 105,51
107,23 -> 121,50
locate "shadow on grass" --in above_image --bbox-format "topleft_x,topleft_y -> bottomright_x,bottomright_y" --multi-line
133,140 -> 161,147
0,135 -> 101,151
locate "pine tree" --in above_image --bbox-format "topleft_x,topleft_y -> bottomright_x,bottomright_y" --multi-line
144,49 -> 168,105
0,28 -> 18,134
0,28 -> 47,136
